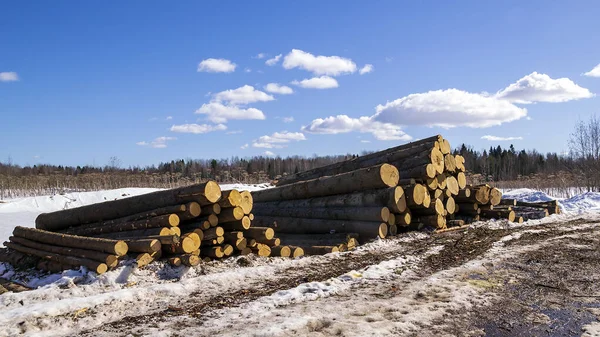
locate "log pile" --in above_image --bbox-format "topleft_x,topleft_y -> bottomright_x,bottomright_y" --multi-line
0,182 -> 296,274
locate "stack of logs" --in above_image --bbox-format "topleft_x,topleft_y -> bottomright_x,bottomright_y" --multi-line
252,135 -> 533,247
492,198 -> 560,223
0,182 -> 300,274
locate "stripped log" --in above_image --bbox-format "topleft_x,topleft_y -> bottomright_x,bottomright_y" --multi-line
4,242 -> 108,274
252,205 -> 390,223
253,216 -> 387,239
253,187 -> 406,214
36,181 -> 221,231
13,226 -> 128,256
9,236 -> 118,268
253,163 -> 399,203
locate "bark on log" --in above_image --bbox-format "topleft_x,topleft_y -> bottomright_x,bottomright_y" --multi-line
196,214 -> 219,227
0,248 -> 39,269
394,212 -> 412,226
271,245 -> 291,257
253,216 -> 387,239
202,227 -> 225,240
219,206 -> 245,223
220,216 -> 251,231
36,182 -> 222,231
240,247 -> 253,256
480,209 -> 516,222
219,190 -> 242,208
201,246 -> 224,258
252,205 -> 390,223
136,250 -> 161,268
13,226 -> 128,256
404,184 -> 427,207
398,164 -> 437,179
253,163 -> 399,203
226,237 -> 247,250
168,257 -> 182,267
69,214 -> 180,236
9,236 -> 118,268
63,204 -> 187,234
244,227 -> 275,240
163,233 -> 200,254
4,242 -> 108,274
416,215 -> 446,229
251,244 -> 271,257
125,239 -> 161,253
201,204 -> 221,215
254,238 -> 280,247
276,135 -> 442,186
388,225 -> 398,236
387,213 -> 395,226
249,213 -> 255,221
181,254 -> 200,266
447,219 -> 466,227
411,198 -> 445,216
498,199 -> 517,206
92,227 -> 172,239
223,244 -> 234,256
301,246 -> 339,255
489,188 -> 502,206
223,231 -> 244,240
177,202 -> 202,221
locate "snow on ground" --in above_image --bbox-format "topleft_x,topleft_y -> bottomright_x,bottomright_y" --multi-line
502,187 -> 600,214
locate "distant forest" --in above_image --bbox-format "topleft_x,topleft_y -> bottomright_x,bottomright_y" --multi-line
0,143 -> 579,198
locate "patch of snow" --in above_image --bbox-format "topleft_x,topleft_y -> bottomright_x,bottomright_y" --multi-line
502,188 -> 554,203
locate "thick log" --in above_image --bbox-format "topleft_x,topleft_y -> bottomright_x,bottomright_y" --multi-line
201,204 -> 221,215
444,154 -> 457,173
271,245 -> 291,257
473,185 -> 491,204
36,182 -> 222,231
394,212 -> 412,226
253,163 -> 399,203
252,205 -> 390,223
202,246 -> 224,258
63,204 -> 187,234
177,202 -> 202,221
219,190 -> 242,208
125,239 -> 161,253
398,164 -> 437,179
69,214 -> 180,236
202,236 -> 225,246
220,216 -> 251,231
136,250 -> 161,268
219,206 -> 245,223
416,215 -> 446,229
387,213 -> 395,226
251,244 -> 271,257
181,254 -> 200,266
440,139 -> 451,155
421,191 -> 432,208
276,135 -> 443,186
5,242 -> 108,274
202,227 -> 225,240
223,244 -> 234,256
446,176 -> 459,196
431,189 -> 444,201
226,237 -> 247,250
255,237 -> 280,247
196,214 -> 219,227
0,248 -> 40,268
163,233 -> 200,254
240,190 -> 254,214
9,236 -> 118,268
244,227 -> 275,240
223,231 -> 244,240
404,184 -> 427,207
411,198 -> 445,216
445,197 -> 456,215
455,155 -> 466,172
489,188 -> 502,206
253,187 -> 406,213
388,224 -> 398,236
289,246 -> 305,257
253,216 -> 387,239
13,226 -> 128,256
480,209 -> 516,222
436,174 -> 447,189
456,172 -> 467,189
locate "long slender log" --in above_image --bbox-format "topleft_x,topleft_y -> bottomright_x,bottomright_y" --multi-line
220,216 -> 251,231
489,188 -> 502,206
253,216 -> 387,239
254,237 -> 280,246
181,254 -> 200,266
69,214 -> 180,236
240,190 -> 254,214
63,204 -> 187,234
9,236 -> 118,268
244,227 -> 275,240
276,233 -> 359,243
219,190 -> 242,208
4,242 -> 108,274
92,227 -> 172,239
36,182 -> 222,231
276,135 -> 442,186
252,206 -> 390,223
94,234 -> 180,246
480,209 -> 516,222
394,212 -> 412,226
253,187 -> 406,213
202,227 -> 225,240
201,246 -> 224,258
411,198 -> 445,216
223,231 -> 244,240
301,246 -> 339,255
271,245 -> 291,257
13,226 -> 128,256
125,239 -> 161,253
177,202 -> 202,221
226,237 -> 247,250
219,206 -> 245,223
254,163 -> 399,203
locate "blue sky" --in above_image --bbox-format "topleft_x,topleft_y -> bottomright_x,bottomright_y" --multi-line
1,1 -> 600,167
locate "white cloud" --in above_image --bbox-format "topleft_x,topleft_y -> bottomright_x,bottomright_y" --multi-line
291,76 -> 338,89
213,85 -> 274,105
170,123 -> 227,134
264,151 -> 275,156
373,89 -> 527,128
361,140 -> 371,143
226,130 -> 243,134
137,136 -> 176,148
265,54 -> 282,66
264,83 -> 294,94
495,72 -> 594,104
0,72 -> 18,82
359,64 -> 374,75
481,135 -> 523,141
282,116 -> 294,123
241,143 -> 249,149
244,68 -> 252,73
197,58 -> 236,73
282,49 -> 356,76
583,64 -> 600,77
166,116 -> 173,120
255,53 -> 266,59
252,131 -> 306,148
302,115 -> 412,141
196,102 -> 266,123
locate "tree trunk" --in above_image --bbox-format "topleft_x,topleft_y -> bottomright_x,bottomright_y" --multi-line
92,227 -> 172,239
301,246 -> 339,255
124,239 -> 161,253
480,209 -> 516,222
201,204 -> 221,215
394,212 -> 412,226
270,245 -> 291,257
240,190 -> 254,214
218,190 -> 242,208
163,233 -> 200,254
13,226 -> 128,256
177,202 -> 202,221
219,206 -> 245,223
244,227 -> 275,240
9,236 -> 118,268
202,227 -> 225,240
4,242 -> 108,274
68,214 -> 180,236
253,163 -> 399,203
180,254 -> 200,266
36,181 -> 221,231
201,246 -> 224,258
252,205 -> 390,223
252,216 -> 387,239
220,216 -> 251,231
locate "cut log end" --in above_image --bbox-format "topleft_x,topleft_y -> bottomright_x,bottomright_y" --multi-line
379,163 -> 400,187
114,241 -> 129,256
204,181 -> 222,204
378,223 -> 388,238
168,214 -> 180,227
